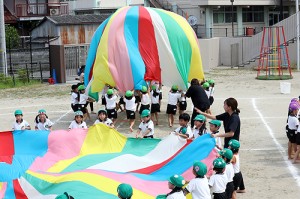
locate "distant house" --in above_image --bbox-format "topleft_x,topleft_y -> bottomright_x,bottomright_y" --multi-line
31,14 -> 110,46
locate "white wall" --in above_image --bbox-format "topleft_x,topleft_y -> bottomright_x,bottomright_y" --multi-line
198,38 -> 220,71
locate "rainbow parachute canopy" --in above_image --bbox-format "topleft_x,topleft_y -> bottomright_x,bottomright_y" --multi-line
84,6 -> 204,96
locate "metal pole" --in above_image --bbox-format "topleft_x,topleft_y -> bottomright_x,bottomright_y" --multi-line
231,0 -> 234,37
0,0 -> 7,75
48,35 -> 52,78
297,0 -> 300,71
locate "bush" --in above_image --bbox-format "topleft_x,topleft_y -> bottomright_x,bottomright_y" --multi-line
5,25 -> 20,49
0,73 -> 13,85
17,69 -> 28,84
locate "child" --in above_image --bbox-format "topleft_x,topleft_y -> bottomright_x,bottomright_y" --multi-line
228,139 -> 246,197
192,114 -> 208,139
166,85 -> 182,127
34,109 -> 53,131
209,120 -> 223,150
55,192 -> 74,199
178,91 -> 187,115
157,174 -> 186,199
70,84 -> 79,112
12,109 -> 31,130
208,158 -> 228,199
68,111 -> 88,130
293,116 -> 300,164
105,88 -> 118,125
219,148 -> 234,199
94,109 -> 114,128
173,113 -> 192,139
287,103 -> 299,159
150,85 -> 160,125
136,109 -> 154,138
117,93 -> 125,112
78,85 -> 94,121
208,79 -> 215,106
183,161 -> 211,199
124,90 -> 136,132
202,82 -> 210,99
134,90 -> 141,112
139,86 -> 151,117
117,183 -> 133,199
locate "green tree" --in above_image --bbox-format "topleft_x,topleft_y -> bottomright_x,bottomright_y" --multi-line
5,25 -> 20,49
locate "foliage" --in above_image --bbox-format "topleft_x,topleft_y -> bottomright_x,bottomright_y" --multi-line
5,25 -> 20,49
17,69 -> 28,84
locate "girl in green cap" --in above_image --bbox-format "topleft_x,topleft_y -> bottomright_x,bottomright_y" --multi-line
139,86 -> 151,118
150,84 -> 160,125
34,109 -> 53,131
124,90 -> 136,132
166,85 -> 182,127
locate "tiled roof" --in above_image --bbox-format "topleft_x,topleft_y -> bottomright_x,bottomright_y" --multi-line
46,14 -> 111,25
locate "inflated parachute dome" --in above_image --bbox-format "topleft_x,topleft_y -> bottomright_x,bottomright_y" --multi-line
0,125 -> 216,198
84,6 -> 204,94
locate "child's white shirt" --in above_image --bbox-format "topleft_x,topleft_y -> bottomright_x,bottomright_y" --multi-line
208,173 -> 227,193
185,177 -> 211,199
179,92 -> 186,102
209,87 -> 215,97
150,91 -> 160,104
138,120 -> 154,136
71,92 -> 78,105
105,94 -> 117,109
233,154 -> 240,173
35,119 -> 53,130
225,163 -> 234,182
141,93 -> 151,105
288,115 -> 299,130
166,191 -> 185,199
94,118 -> 113,126
205,90 -> 210,98
79,93 -> 89,104
124,97 -> 136,111
175,126 -> 193,139
168,92 -> 181,105
12,120 -> 30,130
68,121 -> 87,129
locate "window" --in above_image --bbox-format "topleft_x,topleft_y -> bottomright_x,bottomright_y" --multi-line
242,6 -> 264,22
213,6 -> 237,24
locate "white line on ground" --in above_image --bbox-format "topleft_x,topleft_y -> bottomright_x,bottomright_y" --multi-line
252,98 -> 300,187
241,116 -> 286,120
240,147 -> 280,151
0,110 -> 69,116
0,103 -> 70,110
53,109 -> 72,125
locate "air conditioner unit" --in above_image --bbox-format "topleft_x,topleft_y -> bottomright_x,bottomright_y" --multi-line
50,8 -> 60,16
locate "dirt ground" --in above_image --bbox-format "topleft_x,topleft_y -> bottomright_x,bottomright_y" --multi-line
1,68 -> 300,199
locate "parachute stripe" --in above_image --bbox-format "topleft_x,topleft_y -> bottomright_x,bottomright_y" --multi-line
13,179 -> 28,199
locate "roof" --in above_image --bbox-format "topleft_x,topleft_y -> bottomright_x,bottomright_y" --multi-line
42,14 -> 111,26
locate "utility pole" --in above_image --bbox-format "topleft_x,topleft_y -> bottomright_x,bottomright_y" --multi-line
0,0 -> 7,75
230,0 -> 234,37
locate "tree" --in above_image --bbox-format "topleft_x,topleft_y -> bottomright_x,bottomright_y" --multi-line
5,25 -> 20,49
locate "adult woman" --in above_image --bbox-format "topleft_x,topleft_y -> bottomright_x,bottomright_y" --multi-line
185,78 -> 210,127
195,97 -> 240,148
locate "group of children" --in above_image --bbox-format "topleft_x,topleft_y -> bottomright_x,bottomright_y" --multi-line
286,97 -> 300,164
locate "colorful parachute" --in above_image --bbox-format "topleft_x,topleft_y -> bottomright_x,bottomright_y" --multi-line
0,125 -> 216,198
84,6 -> 204,96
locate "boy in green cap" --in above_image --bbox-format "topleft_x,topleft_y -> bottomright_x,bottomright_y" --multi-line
136,109 -> 154,138
183,161 -> 210,199
12,109 -> 31,130
124,90 -> 136,132
192,114 -> 208,139
228,139 -> 246,197
105,88 -> 118,125
117,183 -> 133,199
166,85 -> 182,127
209,120 -> 222,150
208,158 -> 227,199
34,109 -> 53,131
208,79 -> 215,105
156,174 -> 186,199
173,113 -> 192,139
139,86 -> 151,117
150,84 -> 160,125
219,148 -> 234,199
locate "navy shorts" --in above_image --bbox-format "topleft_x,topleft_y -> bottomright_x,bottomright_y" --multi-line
126,110 -> 135,120
287,128 -> 296,143
107,108 -> 117,119
166,104 -> 177,115
139,104 -> 150,115
296,133 -> 300,145
226,181 -> 234,199
151,103 -> 160,113
213,192 -> 227,199
179,101 -> 187,110
233,172 -> 243,190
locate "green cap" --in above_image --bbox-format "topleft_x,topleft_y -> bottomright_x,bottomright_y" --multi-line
141,86 -> 147,93
98,109 -> 107,115
141,109 -> 150,118
213,157 -> 226,169
38,109 -> 46,114
219,148 -> 233,160
78,85 -> 85,91
55,192 -> 70,199
107,89 -> 114,95
193,161 -> 207,176
151,85 -> 157,90
117,183 -> 133,199
209,120 -> 221,127
14,109 -> 23,116
208,79 -> 215,84
75,111 -> 83,116
125,90 -> 133,97
228,139 -> 240,149
203,82 -> 209,88
194,114 -> 206,122
171,85 -> 178,91
156,195 -> 167,199
169,174 -> 185,188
